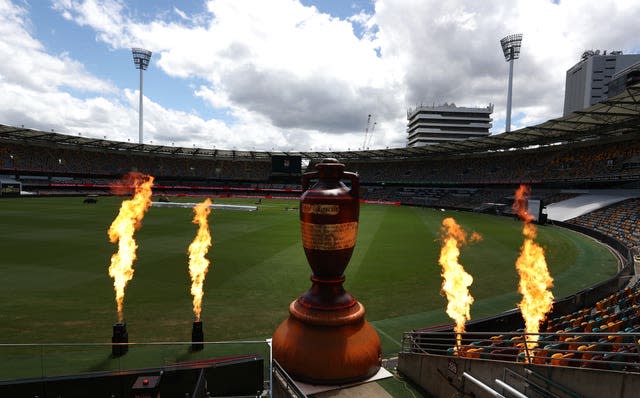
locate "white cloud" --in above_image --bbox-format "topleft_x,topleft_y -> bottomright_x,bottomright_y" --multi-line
0,0 -> 124,138
49,0 -> 405,149
2,0 -> 640,152
0,1 -> 114,93
377,0 -> 640,129
53,0 -> 131,48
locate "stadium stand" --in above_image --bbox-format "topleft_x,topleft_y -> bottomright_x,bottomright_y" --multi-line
546,191 -> 638,221
1,85 -> 639,396
403,280 -> 640,374
399,195 -> 640,396
0,141 -> 272,181
400,275 -> 640,396
2,130 -> 639,203
568,198 -> 640,257
345,138 -> 640,185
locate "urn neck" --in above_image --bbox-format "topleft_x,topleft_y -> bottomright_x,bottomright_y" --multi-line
316,159 -> 344,181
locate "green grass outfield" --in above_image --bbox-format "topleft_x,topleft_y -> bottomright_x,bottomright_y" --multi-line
0,196 -> 618,381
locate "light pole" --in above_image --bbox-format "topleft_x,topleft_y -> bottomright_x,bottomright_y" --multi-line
131,48 -> 152,144
500,34 -> 522,132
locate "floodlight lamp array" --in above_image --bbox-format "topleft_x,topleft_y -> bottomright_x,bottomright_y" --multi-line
500,34 -> 523,62
132,48 -> 152,70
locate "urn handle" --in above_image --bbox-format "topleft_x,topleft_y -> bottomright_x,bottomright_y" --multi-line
302,169 -> 359,198
302,171 -> 320,191
343,171 -> 359,198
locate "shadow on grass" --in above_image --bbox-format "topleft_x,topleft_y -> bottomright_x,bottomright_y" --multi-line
84,354 -> 120,373
173,347 -> 201,363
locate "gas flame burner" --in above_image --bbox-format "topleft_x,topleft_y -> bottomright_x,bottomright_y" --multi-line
112,322 -> 129,357
191,320 -> 204,351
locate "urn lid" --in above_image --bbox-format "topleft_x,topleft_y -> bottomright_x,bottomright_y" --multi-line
316,158 -> 344,179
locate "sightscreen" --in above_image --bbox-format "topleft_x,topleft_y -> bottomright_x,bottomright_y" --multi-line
528,199 -> 541,222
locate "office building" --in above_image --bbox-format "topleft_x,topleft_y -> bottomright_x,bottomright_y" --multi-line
406,103 -> 493,147
563,50 -> 640,116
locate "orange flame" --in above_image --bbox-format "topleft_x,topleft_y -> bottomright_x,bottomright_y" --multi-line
512,184 -> 534,223
108,173 -> 154,322
513,184 -> 554,358
438,217 -> 480,353
188,198 -> 213,321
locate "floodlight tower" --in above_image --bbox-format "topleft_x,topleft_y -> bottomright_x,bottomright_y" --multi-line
500,34 -> 523,132
132,48 -> 152,144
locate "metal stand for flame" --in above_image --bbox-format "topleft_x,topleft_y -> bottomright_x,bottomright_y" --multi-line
112,322 -> 129,357
191,320 -> 204,351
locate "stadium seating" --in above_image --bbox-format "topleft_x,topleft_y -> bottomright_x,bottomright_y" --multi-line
568,198 -> 640,256
413,281 -> 640,371
0,142 -> 272,181
346,139 -> 640,185
407,193 -> 640,371
2,131 -> 640,187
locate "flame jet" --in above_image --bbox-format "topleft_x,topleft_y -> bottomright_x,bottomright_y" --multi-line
513,185 -> 554,359
188,198 -> 213,321
108,173 -> 154,322
438,217 -> 481,353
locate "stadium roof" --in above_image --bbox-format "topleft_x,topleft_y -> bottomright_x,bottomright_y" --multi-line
1,84 -> 639,161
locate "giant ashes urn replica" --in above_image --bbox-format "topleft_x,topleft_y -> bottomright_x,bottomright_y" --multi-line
272,158 -> 381,384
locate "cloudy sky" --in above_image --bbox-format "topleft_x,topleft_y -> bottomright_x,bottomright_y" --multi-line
0,0 -> 638,151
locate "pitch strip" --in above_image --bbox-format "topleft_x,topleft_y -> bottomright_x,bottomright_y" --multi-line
152,202 -> 258,211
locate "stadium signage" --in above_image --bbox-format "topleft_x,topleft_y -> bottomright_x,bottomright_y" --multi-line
0,182 -> 21,197
302,203 -> 340,215
448,359 -> 458,375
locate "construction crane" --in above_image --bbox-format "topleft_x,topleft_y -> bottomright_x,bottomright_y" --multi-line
362,114 -> 371,150
366,120 -> 376,149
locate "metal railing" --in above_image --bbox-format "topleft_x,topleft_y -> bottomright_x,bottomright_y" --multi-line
402,330 -> 640,372
0,340 -> 270,383
272,359 -> 307,398
463,372 -> 505,397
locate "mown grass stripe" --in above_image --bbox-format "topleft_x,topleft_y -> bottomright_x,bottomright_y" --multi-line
0,197 -> 619,365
